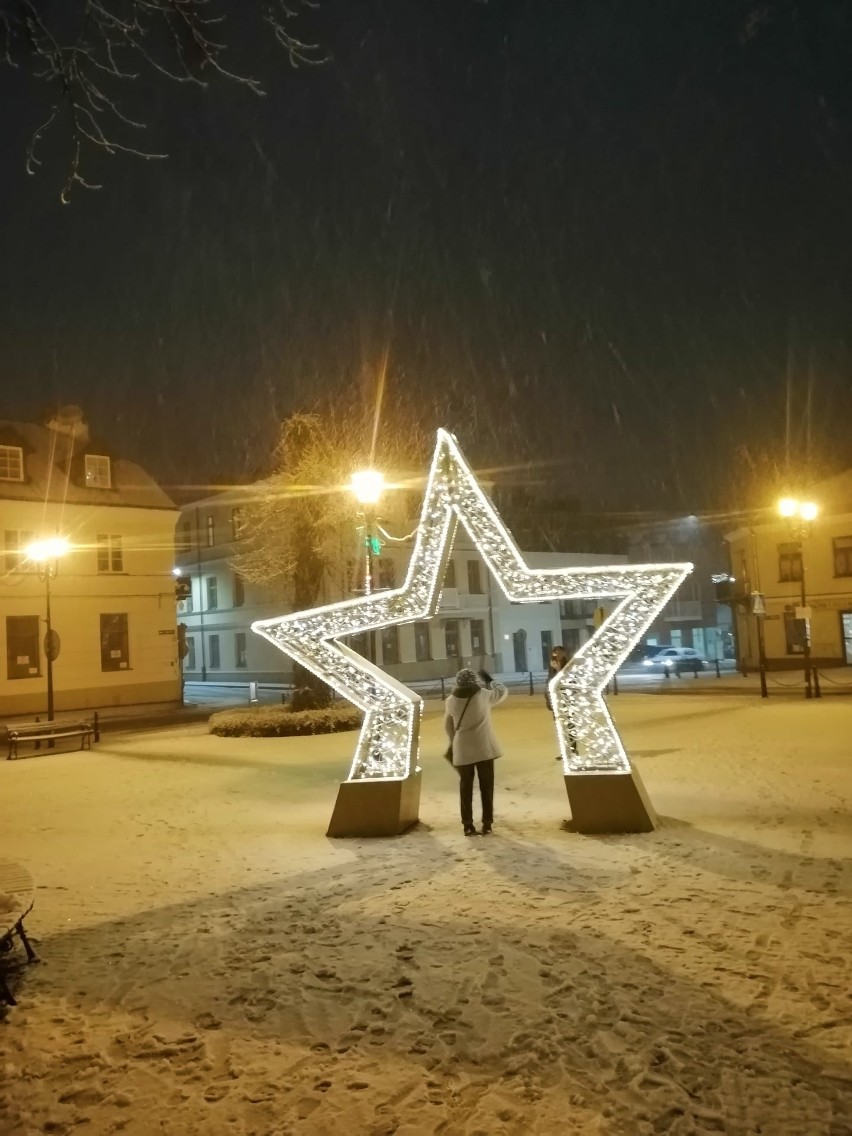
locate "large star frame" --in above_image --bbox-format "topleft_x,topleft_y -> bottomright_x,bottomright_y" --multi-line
253,430 -> 691,783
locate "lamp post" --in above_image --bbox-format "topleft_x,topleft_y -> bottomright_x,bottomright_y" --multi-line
349,469 -> 385,662
25,536 -> 70,723
777,497 -> 821,699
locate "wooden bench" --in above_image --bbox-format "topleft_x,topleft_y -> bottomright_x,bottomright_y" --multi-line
0,859 -> 37,1006
6,718 -> 95,760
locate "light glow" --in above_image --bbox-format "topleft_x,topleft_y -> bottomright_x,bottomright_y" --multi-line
350,469 -> 385,506
25,537 -> 70,562
253,430 -> 692,783
799,501 -> 819,522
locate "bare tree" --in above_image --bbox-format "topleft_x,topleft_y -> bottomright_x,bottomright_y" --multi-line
0,0 -> 323,201
232,399 -> 432,705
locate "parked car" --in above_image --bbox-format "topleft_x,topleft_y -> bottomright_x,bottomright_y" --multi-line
642,647 -> 707,674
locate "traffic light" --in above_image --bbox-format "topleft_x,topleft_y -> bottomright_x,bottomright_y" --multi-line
175,576 -> 192,602
366,535 -> 382,556
177,623 -> 189,659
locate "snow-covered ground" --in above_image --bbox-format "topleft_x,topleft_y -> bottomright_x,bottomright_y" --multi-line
1,694 -> 850,1135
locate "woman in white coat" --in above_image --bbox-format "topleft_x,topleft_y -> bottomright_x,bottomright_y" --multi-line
444,667 -> 509,835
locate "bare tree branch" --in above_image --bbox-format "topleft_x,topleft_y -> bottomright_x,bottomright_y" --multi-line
1,0 -> 324,200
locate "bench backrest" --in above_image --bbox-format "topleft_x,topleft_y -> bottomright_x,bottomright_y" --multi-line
6,720 -> 92,736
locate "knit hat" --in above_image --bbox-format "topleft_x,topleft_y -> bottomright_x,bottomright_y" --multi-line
455,667 -> 480,689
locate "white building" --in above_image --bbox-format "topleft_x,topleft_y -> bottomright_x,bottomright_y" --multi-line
0,408 -> 181,717
175,491 -> 628,685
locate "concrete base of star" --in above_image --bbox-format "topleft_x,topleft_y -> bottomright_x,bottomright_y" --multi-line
326,770 -> 422,838
563,768 -> 657,834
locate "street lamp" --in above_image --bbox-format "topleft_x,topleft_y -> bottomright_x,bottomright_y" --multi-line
349,470 -> 385,664
25,536 -> 71,723
777,497 -> 820,699
349,469 -> 385,597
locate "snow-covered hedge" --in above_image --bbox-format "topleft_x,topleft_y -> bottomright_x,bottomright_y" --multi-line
209,705 -> 362,738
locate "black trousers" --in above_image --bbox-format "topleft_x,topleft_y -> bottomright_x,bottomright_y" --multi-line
458,760 -> 495,829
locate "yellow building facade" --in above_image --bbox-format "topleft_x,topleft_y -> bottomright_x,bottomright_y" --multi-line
726,470 -> 852,670
0,409 -> 181,718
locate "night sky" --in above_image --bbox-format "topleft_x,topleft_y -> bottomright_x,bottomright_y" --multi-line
1,0 -> 851,512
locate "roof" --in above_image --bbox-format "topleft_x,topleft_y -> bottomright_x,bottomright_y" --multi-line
0,419 -> 176,511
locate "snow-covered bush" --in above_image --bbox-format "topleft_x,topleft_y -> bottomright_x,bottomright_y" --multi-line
209,705 -> 361,738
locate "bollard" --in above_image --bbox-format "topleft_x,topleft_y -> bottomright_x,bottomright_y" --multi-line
93,711 -> 100,743
35,715 -> 41,750
715,659 -> 721,678
693,664 -> 699,679
612,673 -> 619,695
528,670 -> 534,695
440,677 -> 446,699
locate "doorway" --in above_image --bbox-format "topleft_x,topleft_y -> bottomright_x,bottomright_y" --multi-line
512,629 -> 527,672
841,612 -> 852,665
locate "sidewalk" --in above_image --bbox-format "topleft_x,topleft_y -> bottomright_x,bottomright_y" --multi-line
5,664 -> 850,742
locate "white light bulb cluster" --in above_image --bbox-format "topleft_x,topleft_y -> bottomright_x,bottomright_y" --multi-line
254,430 -> 691,781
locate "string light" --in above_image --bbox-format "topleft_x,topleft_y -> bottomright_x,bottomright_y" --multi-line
253,429 -> 692,782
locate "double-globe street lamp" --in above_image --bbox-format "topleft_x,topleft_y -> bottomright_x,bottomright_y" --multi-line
777,497 -> 821,700
24,536 -> 71,723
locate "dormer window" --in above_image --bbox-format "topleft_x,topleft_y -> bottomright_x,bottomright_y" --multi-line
85,454 -> 111,489
0,445 -> 23,481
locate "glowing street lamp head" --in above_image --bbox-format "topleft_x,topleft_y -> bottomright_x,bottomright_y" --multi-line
778,497 -> 798,518
25,536 -> 70,562
799,501 -> 819,523
350,469 -> 385,506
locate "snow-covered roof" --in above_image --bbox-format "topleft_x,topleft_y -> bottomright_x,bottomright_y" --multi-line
0,417 -> 176,511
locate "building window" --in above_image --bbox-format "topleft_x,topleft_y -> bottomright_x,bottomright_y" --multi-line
444,619 -> 460,658
233,573 -> 245,607
0,445 -> 24,482
414,621 -> 432,662
206,515 -> 215,547
377,558 -> 395,590
100,613 -> 130,670
381,626 -> 400,665
467,560 -> 484,594
186,636 -> 196,671
97,534 -> 123,573
778,542 -> 802,583
783,611 -> 805,655
235,632 -> 247,668
348,631 -> 369,657
541,629 -> 554,669
85,454 -> 112,488
444,560 -> 456,588
206,576 -> 218,610
559,599 -> 595,620
833,536 -> 852,578
208,634 -> 221,669
470,619 -> 485,655
562,627 -> 580,656
231,507 -> 244,541
5,530 -> 34,572
347,558 -> 366,595
179,520 -> 193,552
6,615 -> 40,679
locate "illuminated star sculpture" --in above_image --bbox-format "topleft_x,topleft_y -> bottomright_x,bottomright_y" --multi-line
253,430 -> 691,835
